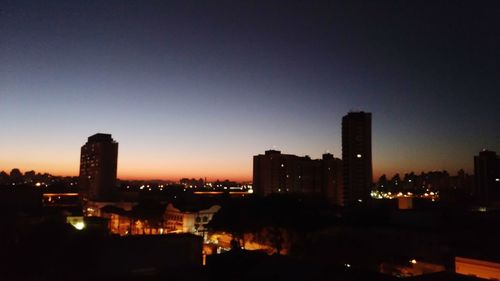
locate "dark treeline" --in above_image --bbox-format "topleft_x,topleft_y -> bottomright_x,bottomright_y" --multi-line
375,170 -> 473,193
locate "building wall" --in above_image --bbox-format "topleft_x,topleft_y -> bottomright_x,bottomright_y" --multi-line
474,150 -> 500,205
456,256 -> 500,280
342,111 -> 372,206
322,153 -> 343,205
253,150 -> 343,205
79,133 -> 118,202
165,203 -> 221,239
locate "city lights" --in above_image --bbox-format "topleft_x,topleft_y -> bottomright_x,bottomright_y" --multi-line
0,1 -> 498,279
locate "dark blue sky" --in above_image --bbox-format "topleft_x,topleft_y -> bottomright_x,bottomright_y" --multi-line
1,0 -> 499,180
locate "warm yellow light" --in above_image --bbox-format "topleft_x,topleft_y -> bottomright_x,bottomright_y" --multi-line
410,259 -> 417,264
74,222 -> 85,230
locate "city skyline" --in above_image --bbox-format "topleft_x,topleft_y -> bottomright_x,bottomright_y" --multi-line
1,1 -> 499,181
0,127 -> 493,182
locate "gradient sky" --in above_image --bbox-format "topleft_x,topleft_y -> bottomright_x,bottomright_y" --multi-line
1,0 -> 499,181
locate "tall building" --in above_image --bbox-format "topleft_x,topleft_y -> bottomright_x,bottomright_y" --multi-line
253,150 -> 342,205
79,133 -> 118,202
342,111 -> 372,206
474,149 -> 500,205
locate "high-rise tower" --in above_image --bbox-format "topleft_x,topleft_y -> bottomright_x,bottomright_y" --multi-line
342,112 -> 372,206
79,133 -> 118,202
474,149 -> 500,205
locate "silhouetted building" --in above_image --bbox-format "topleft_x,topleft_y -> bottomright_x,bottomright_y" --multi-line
253,150 -> 342,204
79,133 -> 118,202
342,111 -> 372,206
474,150 -> 500,205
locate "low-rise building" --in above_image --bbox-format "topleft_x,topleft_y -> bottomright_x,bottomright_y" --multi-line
164,203 -> 220,239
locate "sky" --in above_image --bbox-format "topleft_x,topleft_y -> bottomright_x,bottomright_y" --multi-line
1,0 -> 499,181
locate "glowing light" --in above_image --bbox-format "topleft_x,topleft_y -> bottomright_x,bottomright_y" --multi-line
410,259 -> 417,264
247,189 -> 253,194
74,222 -> 85,230
43,193 -> 78,196
356,154 -> 362,158
496,178 -> 500,182
35,182 -> 42,187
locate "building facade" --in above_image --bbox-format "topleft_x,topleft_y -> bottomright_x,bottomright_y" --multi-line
79,133 -> 118,202
474,149 -> 500,205
253,150 -> 343,205
164,203 -> 221,240
342,111 -> 372,206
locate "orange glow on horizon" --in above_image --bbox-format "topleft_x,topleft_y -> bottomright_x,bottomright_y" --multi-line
1,156 -> 471,184
0,164 -> 252,182
1,163 -> 472,184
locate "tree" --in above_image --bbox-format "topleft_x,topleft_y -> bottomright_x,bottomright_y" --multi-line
391,173 -> 401,189
10,168 -> 23,183
377,175 -> 388,190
